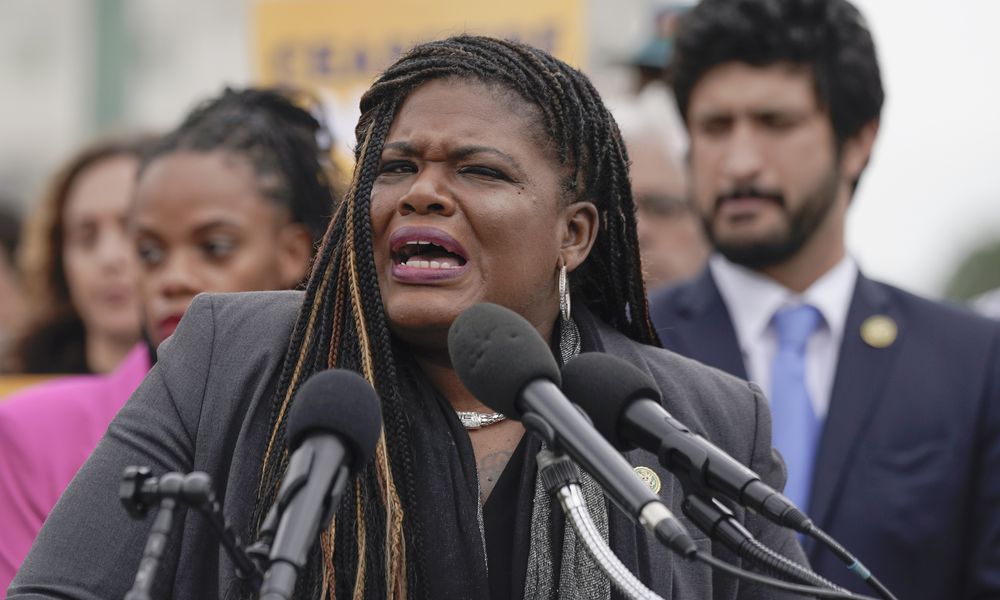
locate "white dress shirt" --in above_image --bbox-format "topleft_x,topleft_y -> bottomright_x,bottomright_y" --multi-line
709,254 -> 859,421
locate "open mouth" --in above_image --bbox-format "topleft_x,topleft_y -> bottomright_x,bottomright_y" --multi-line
389,227 -> 469,271
393,240 -> 467,269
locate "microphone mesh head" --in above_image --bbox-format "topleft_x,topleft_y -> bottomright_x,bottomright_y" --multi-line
561,352 -> 661,449
447,303 -> 561,418
287,369 -> 383,470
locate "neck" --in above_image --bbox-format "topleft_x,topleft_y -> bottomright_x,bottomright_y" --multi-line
412,348 -> 488,412
86,332 -> 135,373
409,316 -> 557,413
760,199 -> 847,293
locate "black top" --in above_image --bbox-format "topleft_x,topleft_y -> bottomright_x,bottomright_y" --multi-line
483,434 -> 528,600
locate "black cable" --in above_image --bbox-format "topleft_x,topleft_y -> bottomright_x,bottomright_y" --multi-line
682,494 -> 843,591
692,551 -> 879,600
806,525 -> 899,600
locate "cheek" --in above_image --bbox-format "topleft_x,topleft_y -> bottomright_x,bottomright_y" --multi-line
688,149 -> 719,204
62,249 -> 95,295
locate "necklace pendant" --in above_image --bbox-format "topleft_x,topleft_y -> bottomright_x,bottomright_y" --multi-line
456,410 -> 507,430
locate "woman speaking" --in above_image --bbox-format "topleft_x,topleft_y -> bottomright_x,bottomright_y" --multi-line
10,36 -> 802,600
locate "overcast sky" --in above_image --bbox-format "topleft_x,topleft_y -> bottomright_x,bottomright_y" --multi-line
845,0 -> 1000,297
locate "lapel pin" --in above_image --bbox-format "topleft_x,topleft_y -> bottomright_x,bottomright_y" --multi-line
861,315 -> 897,349
633,466 -> 662,494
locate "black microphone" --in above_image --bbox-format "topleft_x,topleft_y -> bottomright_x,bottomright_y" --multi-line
447,303 -> 697,556
259,369 -> 383,600
561,352 -> 812,532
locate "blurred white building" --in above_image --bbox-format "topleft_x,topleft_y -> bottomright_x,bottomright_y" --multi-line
1,0 -> 998,298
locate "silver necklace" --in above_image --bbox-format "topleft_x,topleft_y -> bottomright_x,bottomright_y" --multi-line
456,410 -> 507,430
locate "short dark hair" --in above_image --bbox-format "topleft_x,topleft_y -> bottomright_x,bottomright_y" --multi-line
671,0 -> 884,145
140,87 -> 340,244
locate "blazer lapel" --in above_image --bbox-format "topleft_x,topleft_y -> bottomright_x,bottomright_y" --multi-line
654,269 -> 748,380
808,275 -> 904,548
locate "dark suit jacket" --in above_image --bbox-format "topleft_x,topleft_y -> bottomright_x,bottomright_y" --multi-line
649,268 -> 1000,599
11,290 -> 807,599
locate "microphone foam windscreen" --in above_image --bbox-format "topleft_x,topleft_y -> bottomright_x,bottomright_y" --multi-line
287,369 -> 383,470
561,353 -> 662,449
447,303 -> 561,418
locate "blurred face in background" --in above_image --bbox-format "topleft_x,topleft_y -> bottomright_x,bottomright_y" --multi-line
131,150 -> 313,347
61,155 -> 143,353
686,62 -> 846,269
628,135 -> 709,291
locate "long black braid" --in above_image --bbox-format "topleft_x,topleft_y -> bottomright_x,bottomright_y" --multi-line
250,35 -> 658,600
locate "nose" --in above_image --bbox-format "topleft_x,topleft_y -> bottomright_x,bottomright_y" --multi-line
96,223 -> 135,272
397,167 -> 456,216
154,251 -> 201,301
721,124 -> 764,185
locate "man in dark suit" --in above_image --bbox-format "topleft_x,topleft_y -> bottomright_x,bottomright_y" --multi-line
648,0 -> 1000,598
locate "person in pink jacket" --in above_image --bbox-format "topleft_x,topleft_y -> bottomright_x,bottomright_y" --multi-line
0,87 -> 337,594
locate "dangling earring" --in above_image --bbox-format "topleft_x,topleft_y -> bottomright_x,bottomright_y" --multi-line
558,260 -> 581,365
559,262 -> 571,322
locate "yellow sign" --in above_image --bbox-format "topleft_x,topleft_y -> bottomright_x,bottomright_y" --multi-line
253,0 -> 585,93
253,0 -> 585,161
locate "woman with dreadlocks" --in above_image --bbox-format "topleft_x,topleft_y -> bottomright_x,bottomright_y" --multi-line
10,37 -> 804,600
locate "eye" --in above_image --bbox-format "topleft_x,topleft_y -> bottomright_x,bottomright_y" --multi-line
698,116 -> 732,137
65,224 -> 98,250
378,160 -> 416,175
136,239 -> 164,267
458,165 -> 510,181
202,236 -> 236,259
759,113 -> 800,131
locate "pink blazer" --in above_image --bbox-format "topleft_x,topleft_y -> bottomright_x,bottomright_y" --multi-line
0,344 -> 150,594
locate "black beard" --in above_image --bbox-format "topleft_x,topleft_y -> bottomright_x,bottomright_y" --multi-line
703,168 -> 840,270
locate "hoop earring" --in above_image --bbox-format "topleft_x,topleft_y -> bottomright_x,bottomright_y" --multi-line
558,262 -> 580,365
559,263 -> 571,322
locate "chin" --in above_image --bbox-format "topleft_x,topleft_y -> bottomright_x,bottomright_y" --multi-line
384,301 -> 463,347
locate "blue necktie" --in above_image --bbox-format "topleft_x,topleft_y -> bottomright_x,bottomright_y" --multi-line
770,304 -> 822,511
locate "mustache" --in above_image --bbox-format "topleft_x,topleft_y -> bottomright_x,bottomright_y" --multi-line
714,187 -> 785,212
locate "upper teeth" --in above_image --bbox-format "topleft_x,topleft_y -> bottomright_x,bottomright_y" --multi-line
398,239 -> 463,269
403,259 -> 461,269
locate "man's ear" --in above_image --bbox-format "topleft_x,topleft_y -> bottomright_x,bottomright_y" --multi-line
560,201 -> 599,271
841,118 -> 879,184
277,223 -> 315,288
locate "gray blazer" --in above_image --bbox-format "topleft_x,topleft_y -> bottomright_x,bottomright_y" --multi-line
10,291 -> 806,599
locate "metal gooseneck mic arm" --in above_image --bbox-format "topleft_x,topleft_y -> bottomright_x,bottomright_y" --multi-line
535,448 -> 665,600
561,352 -> 898,600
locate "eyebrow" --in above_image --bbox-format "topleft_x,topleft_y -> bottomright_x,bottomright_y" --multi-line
134,218 -> 244,237
381,141 -> 525,174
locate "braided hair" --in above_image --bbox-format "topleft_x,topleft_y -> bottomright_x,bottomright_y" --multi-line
250,35 -> 657,599
139,87 -> 339,243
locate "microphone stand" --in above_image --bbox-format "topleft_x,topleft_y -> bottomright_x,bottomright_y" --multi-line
119,467 -> 265,599
120,470 -> 183,600
536,449 -> 665,600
